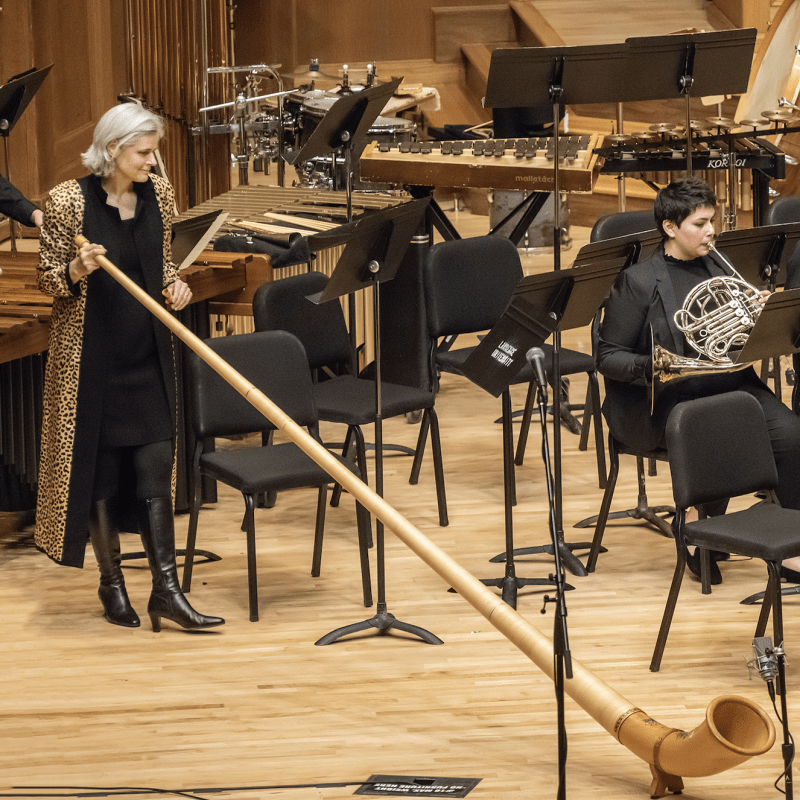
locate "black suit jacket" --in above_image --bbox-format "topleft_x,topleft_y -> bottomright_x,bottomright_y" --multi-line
596,248 -> 752,450
0,174 -> 37,226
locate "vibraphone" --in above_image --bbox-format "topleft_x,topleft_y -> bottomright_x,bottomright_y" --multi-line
176,185 -> 407,358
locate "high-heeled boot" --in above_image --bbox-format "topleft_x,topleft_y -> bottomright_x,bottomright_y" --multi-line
137,496 -> 224,632
88,498 -> 140,627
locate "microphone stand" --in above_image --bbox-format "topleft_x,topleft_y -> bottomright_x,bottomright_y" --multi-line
530,350 -> 572,800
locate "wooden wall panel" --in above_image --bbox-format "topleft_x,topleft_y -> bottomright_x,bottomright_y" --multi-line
0,3 -> 32,199
234,0 -> 503,70
0,0 -> 231,214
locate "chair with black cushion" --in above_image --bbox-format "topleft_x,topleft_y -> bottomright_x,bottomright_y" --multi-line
424,235 -> 605,505
577,209 -> 677,572
252,271 -> 448,528
421,235 -> 606,496
590,210 -> 656,242
650,391 -> 800,676
182,329 -> 372,622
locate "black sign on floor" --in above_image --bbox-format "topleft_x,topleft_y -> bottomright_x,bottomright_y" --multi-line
355,775 -> 481,797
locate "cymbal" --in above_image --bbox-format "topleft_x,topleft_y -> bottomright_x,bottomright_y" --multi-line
282,67 -> 338,81
649,123 -> 679,133
761,108 -> 795,121
705,116 -> 737,129
605,134 -> 634,144
737,118 -> 766,128
630,131 -> 658,140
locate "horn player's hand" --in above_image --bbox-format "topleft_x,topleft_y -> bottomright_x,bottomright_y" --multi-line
163,278 -> 192,311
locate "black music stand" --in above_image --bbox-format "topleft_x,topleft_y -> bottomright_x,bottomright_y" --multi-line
311,198 -> 443,646
713,222 -> 800,399
485,44 -> 631,589
284,77 -> 402,373
457,291 -> 566,608
0,65 -> 52,250
462,256 -> 629,580
714,222 -> 800,289
623,31 -> 755,175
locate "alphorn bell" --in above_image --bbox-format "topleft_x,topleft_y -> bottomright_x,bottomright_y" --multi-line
74,235 -> 776,797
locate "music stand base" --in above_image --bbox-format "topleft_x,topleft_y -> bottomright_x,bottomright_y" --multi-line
315,604 -> 443,646
121,548 -> 221,565
490,539 -> 592,577
573,504 -> 675,538
740,584 -> 800,605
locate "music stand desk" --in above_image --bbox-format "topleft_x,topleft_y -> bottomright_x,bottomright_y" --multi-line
714,222 -> 800,288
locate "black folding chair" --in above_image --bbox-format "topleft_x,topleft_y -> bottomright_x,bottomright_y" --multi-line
182,330 -> 372,621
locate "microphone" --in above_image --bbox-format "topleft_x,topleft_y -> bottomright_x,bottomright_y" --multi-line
752,637 -> 779,681
750,636 -> 781,700
526,347 -> 548,402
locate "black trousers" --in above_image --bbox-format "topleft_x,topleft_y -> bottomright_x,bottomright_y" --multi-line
91,440 -> 172,503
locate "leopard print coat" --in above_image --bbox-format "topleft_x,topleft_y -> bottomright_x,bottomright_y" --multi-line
35,174 -> 179,567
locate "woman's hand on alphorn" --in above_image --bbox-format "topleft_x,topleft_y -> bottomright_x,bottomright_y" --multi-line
69,241 -> 107,283
164,278 -> 192,311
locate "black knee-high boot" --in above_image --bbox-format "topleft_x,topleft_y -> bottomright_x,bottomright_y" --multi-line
138,496 -> 224,632
88,498 -> 140,628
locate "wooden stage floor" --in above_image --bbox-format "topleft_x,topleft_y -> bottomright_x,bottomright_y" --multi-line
1,216 -> 796,800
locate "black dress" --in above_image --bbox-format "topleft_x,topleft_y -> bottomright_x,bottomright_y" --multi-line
80,175 -> 171,448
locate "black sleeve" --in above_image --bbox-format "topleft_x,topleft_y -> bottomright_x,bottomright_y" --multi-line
596,267 -> 653,386
0,174 -> 38,226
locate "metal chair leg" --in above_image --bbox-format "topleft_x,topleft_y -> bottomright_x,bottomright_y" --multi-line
650,548 -> 687,672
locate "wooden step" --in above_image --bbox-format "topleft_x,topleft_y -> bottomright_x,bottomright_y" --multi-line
432,4 -> 514,62
510,0 -> 566,47
461,41 -> 495,106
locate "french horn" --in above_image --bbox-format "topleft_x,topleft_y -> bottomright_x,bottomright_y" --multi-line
650,241 -> 765,412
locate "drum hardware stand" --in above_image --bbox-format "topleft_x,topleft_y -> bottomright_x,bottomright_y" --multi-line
309,199 -> 443,646
0,64 -> 53,251
616,102 -> 627,212
199,84 -> 294,188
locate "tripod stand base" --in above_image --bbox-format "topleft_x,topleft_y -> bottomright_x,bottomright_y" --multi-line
573,504 -> 675,538
477,574 -> 574,610
121,548 -> 221,565
490,539 -> 592,577
315,607 -> 443,646
740,583 -> 800,605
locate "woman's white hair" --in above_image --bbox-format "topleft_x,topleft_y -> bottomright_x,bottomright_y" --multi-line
81,103 -> 165,178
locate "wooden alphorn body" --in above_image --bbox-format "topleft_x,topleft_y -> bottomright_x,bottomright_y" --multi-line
74,234 -> 776,798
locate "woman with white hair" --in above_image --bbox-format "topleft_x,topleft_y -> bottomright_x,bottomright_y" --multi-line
35,103 -> 224,632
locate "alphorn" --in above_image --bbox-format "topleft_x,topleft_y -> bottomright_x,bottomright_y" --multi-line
74,234 -> 776,798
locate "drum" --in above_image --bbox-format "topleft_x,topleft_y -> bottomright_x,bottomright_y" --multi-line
299,96 -> 416,147
294,96 -> 416,190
